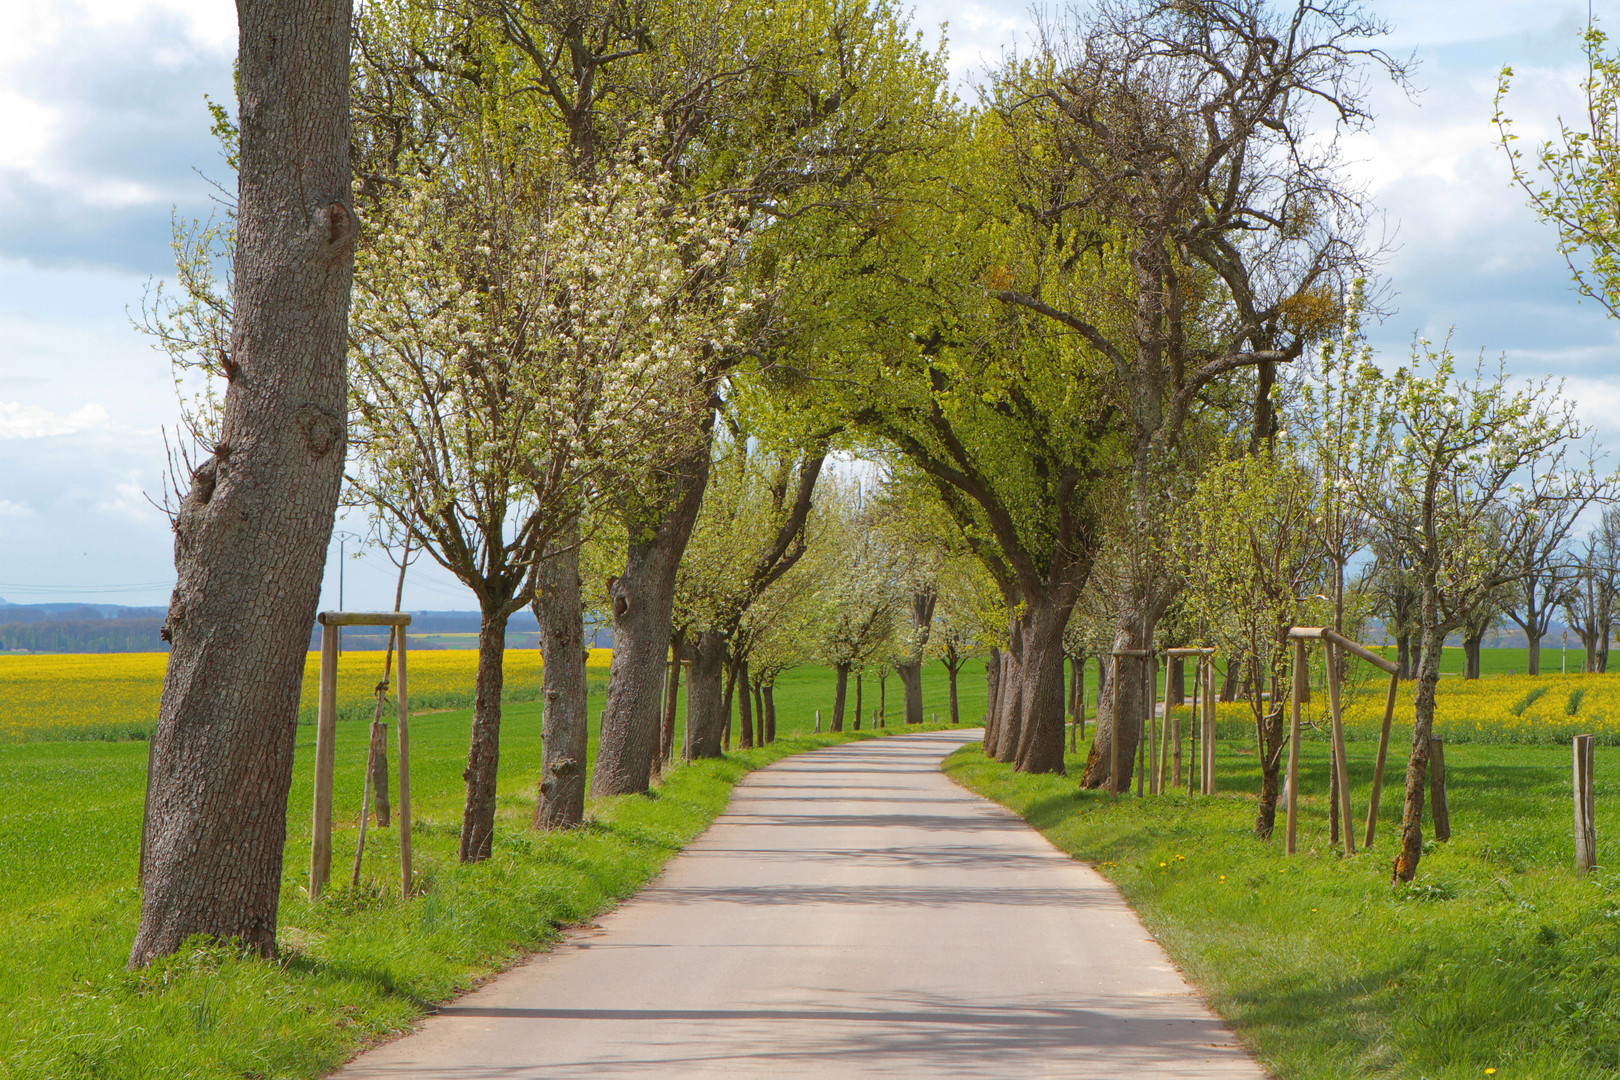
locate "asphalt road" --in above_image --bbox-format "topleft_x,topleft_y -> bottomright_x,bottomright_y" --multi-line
332,728 -> 1268,1079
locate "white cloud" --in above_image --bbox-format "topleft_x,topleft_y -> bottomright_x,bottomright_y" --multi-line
0,401 -> 108,438
0,499 -> 34,519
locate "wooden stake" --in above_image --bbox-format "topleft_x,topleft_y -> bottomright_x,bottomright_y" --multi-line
1363,671 -> 1400,848
396,626 -> 412,898
1286,637 -> 1305,855
1146,655 -> 1159,796
1157,655 -> 1173,794
1325,642 -> 1356,856
310,622 -> 338,900
1575,734 -> 1596,874
1187,657 -> 1199,794
1429,737 -> 1450,843
1203,658 -> 1217,796
1110,655 -> 1121,799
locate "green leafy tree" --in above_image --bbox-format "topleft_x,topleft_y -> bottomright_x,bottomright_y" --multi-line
1496,23 -> 1620,321
1345,344 -> 1614,883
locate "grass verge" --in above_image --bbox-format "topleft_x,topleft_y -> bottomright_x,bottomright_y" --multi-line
0,683 -> 960,1080
945,735 -> 1620,1080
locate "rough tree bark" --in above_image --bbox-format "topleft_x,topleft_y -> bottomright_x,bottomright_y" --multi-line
830,662 -> 849,732
660,629 -> 685,764
593,442 -> 710,794
685,629 -> 727,757
983,647 -> 1001,751
853,671 -> 863,731
762,682 -> 776,742
533,539 -> 586,830
1463,629 -> 1485,681
897,589 -> 937,724
736,657 -> 754,749
1394,620 -> 1444,883
130,0 -> 356,967
461,601 -> 517,861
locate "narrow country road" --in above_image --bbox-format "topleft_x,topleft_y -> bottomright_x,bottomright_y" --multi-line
333,729 -> 1268,1079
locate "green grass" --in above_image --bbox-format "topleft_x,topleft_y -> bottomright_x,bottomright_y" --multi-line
0,658 -> 983,1079
945,730 -> 1620,1079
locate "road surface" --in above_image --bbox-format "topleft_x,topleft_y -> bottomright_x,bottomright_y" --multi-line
333,729 -> 1268,1079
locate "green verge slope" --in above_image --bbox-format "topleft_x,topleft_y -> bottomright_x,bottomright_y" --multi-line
944,736 -> 1620,1080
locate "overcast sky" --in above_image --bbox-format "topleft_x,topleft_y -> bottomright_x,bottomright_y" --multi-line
0,0 -> 1615,611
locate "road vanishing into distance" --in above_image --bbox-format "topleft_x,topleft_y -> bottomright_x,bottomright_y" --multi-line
334,729 -> 1268,1079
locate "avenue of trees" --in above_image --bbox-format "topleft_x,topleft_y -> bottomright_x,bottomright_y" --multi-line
130,0 -> 1620,960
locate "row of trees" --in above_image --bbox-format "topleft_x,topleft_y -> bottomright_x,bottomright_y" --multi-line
129,0 -> 1617,963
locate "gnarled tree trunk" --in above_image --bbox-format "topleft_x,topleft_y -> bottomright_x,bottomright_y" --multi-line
685,629 -> 727,758
130,0 -> 355,967
533,539 -> 586,830
830,662 -> 849,732
1394,619 -> 1445,883
593,442 -> 710,795
460,604 -> 512,861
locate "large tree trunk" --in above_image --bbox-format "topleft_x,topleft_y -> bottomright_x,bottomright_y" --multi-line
130,0 -> 355,967
1394,616 -> 1445,883
992,619 -> 1024,762
830,662 -> 849,732
983,647 -> 1001,750
736,658 -> 754,749
1396,633 -> 1413,679
533,541 -> 586,830
877,672 -> 887,727
593,442 -> 710,795
685,630 -> 727,758
1169,657 -> 1185,704
460,605 -> 510,862
1219,655 -> 1240,701
721,662 -> 737,749
1010,594 -> 1072,774
762,683 -> 776,742
853,671 -> 863,731
660,630 -> 685,765
897,661 -> 924,724
899,589 -> 937,724
1082,622 -> 1150,791
1526,627 -> 1543,676
1463,632 -> 1484,681
947,659 -> 960,725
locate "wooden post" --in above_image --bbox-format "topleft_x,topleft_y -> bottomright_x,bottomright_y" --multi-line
1428,737 -> 1450,843
1077,664 -> 1086,742
1286,637 -> 1305,855
1110,655 -> 1121,799
1145,655 -> 1159,796
1575,734 -> 1597,874
396,625 -> 412,898
1325,642 -> 1356,856
1158,655 -> 1173,795
310,621 -> 339,900
815,709 -> 821,734
1187,656 -> 1199,794
1203,657 -> 1217,796
1363,671 -> 1400,848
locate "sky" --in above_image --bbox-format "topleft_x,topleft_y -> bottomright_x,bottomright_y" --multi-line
0,0 -> 1616,611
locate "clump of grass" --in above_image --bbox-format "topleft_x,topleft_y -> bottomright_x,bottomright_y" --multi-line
1567,688 -> 1587,716
1510,686 -> 1548,715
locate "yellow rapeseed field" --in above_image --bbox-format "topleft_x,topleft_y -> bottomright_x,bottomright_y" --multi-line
1173,670 -> 1620,744
0,647 -> 611,740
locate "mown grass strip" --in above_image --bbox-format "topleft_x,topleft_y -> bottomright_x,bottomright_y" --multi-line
0,700 -> 954,1080
945,736 -> 1620,1080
